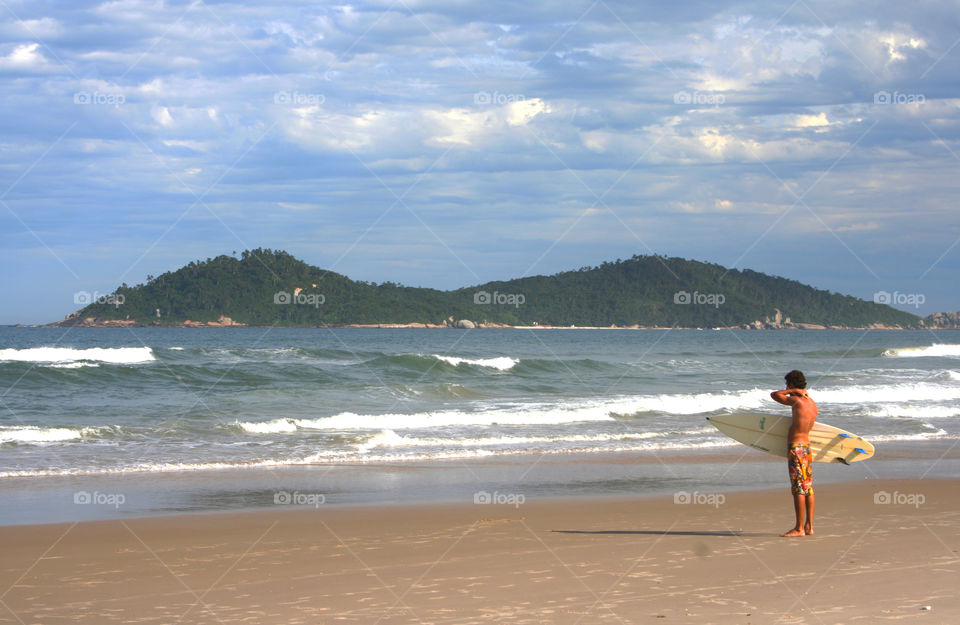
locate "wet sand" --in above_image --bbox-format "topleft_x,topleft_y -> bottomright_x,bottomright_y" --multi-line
1,478 -> 957,624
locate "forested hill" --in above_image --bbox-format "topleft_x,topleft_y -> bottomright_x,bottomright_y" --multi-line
59,249 -> 921,328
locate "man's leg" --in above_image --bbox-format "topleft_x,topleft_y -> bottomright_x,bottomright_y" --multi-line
804,491 -> 815,535
800,445 -> 814,535
783,445 -> 809,537
782,493 -> 806,537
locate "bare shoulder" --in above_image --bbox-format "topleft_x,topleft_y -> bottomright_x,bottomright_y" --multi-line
797,395 -> 819,416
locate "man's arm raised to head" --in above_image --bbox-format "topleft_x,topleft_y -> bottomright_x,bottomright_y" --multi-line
771,389 -> 806,405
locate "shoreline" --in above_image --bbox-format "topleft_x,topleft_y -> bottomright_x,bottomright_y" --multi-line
3,440 -> 956,527
38,321 -> 931,330
2,477 -> 956,623
3,474 -> 955,528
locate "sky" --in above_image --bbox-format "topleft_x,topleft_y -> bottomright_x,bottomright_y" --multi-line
1,0 -> 958,323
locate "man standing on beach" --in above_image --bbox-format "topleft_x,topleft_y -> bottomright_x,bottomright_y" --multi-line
771,370 -> 818,537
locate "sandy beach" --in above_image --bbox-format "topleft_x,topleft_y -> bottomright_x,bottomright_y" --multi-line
1,477 -> 956,624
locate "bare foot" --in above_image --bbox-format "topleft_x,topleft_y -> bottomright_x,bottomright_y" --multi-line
780,528 -> 805,537
804,525 -> 814,536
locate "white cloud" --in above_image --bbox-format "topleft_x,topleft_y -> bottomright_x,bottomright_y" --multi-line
789,112 -> 836,132
277,97 -> 552,153
684,18 -> 828,93
152,106 -> 174,126
162,139 -> 208,151
879,32 -> 926,63
429,98 -> 549,146
505,98 -> 548,126
0,42 -> 53,72
3,17 -> 64,39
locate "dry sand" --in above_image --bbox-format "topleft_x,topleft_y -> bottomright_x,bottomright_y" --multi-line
1,478 -> 957,624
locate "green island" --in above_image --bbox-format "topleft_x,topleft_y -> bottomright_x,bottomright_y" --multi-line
56,249 -> 922,329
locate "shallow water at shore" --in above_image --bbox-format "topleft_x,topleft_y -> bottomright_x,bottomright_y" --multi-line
2,441 -> 956,526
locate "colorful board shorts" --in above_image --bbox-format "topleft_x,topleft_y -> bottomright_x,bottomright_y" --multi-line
788,443 -> 814,496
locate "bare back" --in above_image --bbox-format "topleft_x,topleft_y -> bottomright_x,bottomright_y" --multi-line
771,389 -> 818,444
787,395 -> 818,444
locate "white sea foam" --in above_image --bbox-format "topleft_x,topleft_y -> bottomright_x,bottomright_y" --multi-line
0,426 -> 85,444
355,427 -> 717,452
883,344 -> 960,358
6,424 -> 959,478
865,405 -> 960,419
0,346 -> 155,365
431,355 -> 519,370
46,362 -> 100,369
632,389 -> 769,415
293,404 -> 618,430
867,427 -> 949,442
813,383 -> 960,405
234,390 -> 768,435
0,437 -> 744,478
234,418 -> 298,434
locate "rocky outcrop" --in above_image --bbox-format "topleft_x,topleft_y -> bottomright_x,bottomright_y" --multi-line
455,319 -> 476,329
743,308 -> 796,330
738,309 -> 909,330
924,312 -> 960,329
184,315 -> 246,327
794,323 -> 827,330
55,313 -> 136,327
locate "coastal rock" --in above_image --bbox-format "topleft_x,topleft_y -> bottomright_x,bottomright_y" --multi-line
378,323 -> 425,328
54,314 -> 136,327
455,319 -> 476,329
206,315 -> 245,327
763,308 -> 787,329
924,311 -> 960,329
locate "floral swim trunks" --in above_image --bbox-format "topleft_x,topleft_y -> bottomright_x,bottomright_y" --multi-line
788,443 -> 814,496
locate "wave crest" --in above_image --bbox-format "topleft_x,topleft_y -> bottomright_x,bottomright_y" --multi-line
431,355 -> 519,370
0,425 -> 100,444
0,346 -> 155,365
883,344 -> 960,358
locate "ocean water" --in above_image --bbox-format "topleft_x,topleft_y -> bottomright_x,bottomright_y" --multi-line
1,327 -> 958,522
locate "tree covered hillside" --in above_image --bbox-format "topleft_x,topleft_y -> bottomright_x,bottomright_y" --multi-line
64,249 -> 921,328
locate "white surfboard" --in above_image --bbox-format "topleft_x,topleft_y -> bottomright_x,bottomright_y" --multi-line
707,413 -> 875,464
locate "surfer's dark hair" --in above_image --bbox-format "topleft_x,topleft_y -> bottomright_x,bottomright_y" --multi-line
784,370 -> 807,389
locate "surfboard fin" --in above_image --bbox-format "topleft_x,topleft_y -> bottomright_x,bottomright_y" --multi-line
854,448 -> 867,454
839,433 -> 852,439
836,458 -> 851,465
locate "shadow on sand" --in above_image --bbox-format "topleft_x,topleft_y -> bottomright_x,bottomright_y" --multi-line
551,529 -> 777,537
